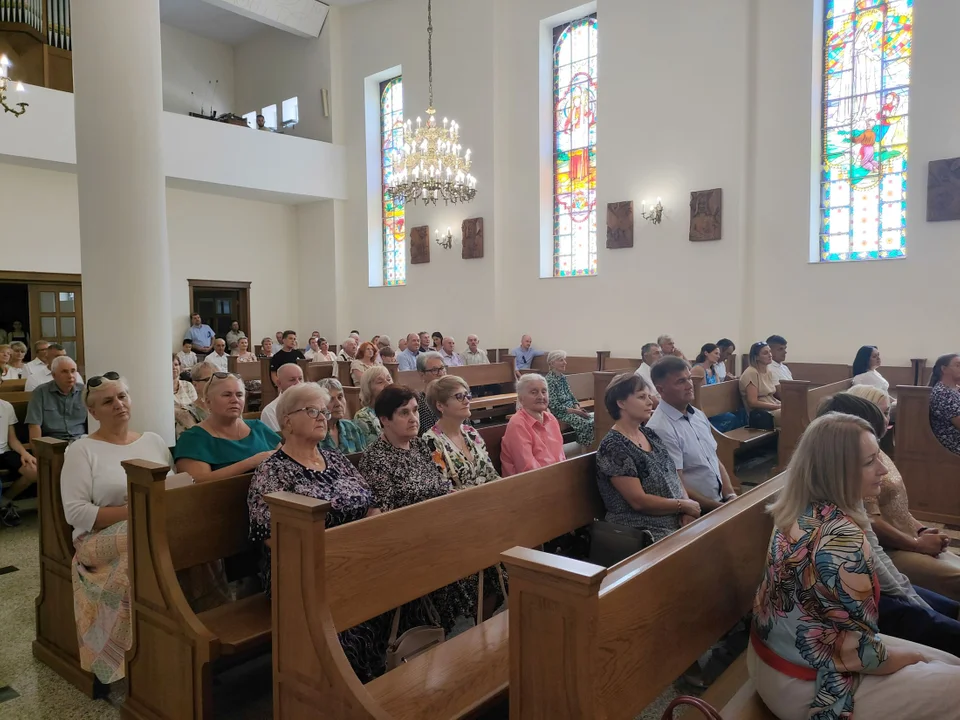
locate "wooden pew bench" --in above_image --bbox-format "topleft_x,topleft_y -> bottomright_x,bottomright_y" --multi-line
597,351 -> 642,373
122,461 -> 270,720
228,356 -> 263,411
267,453 -> 604,720
693,378 -> 777,491
32,438 -> 100,697
895,385 -> 960,526
0,391 -> 31,484
526,353 -> 598,375
500,474 -> 786,720
395,361 -> 519,421
776,378 -> 851,471
0,377 -> 27,392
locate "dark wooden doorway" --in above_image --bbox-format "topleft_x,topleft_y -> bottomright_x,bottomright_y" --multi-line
187,280 -> 251,341
0,271 -> 84,366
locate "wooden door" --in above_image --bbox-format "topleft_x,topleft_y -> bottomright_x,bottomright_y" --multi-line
28,284 -> 84,366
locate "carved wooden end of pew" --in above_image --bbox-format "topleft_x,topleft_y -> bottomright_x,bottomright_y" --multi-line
32,437 -> 100,698
267,454 -> 604,720
122,461 -> 269,720
501,475 -> 786,720
776,378 -> 851,472
896,386 -> 960,525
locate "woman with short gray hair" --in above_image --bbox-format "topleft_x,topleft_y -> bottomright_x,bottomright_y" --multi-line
545,350 -> 594,446
61,373 -> 172,684
318,378 -> 368,453
501,373 -> 565,476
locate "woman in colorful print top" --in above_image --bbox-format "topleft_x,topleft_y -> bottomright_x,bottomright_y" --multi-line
545,351 -> 594,446
749,413 -> 960,720
928,354 -> 960,456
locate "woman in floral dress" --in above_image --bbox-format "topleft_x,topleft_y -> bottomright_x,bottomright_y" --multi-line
749,412 -> 960,720
545,350 -> 594,446
359,385 -> 478,631
247,383 -> 383,680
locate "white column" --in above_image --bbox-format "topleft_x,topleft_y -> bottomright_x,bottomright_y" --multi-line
72,0 -> 175,444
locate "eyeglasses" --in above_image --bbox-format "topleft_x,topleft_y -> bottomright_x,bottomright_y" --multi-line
453,392 -> 473,403
87,371 -> 120,389
291,407 -> 331,420
424,366 -> 446,376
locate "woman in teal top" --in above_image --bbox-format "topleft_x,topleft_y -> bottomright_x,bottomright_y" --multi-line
353,365 -> 393,447
175,373 -> 281,482
317,378 -> 368,454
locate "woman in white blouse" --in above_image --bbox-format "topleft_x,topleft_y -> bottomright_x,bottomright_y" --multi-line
61,372 -> 171,685
314,337 -> 338,364
852,345 -> 890,393
5,341 -> 27,379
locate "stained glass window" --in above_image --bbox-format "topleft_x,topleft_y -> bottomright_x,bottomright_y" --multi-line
820,0 -> 912,262
381,76 -> 405,286
553,15 -> 598,277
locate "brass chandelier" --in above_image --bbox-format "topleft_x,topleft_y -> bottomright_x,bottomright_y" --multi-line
0,55 -> 28,117
386,0 -> 476,206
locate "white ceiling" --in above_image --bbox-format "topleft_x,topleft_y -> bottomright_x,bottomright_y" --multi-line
159,0 -> 369,46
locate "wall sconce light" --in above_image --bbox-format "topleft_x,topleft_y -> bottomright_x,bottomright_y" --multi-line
435,226 -> 454,249
641,197 -> 664,225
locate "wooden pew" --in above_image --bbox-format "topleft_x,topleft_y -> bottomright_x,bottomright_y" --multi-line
267,453 -> 604,720
566,372 -> 595,412
776,378 -> 852,472
259,357 -> 277,407
693,378 -> 777,491
3,390 -> 31,444
526,353 -> 598,374
0,377 -> 26,392
895,386 -> 960,526
334,358 -> 354,387
122,462 -> 270,720
32,438 -> 100,698
500,474 -> 786,720
597,351 -> 642,373
344,386 -> 361,418
299,359 -> 335,384
590,371 -> 618,451
396,361 -> 519,416
228,356 -> 263,411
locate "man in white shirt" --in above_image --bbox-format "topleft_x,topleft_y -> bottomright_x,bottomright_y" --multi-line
25,344 -> 84,392
177,339 -> 198,369
462,334 -> 489,365
0,387 -> 38,526
203,338 -> 230,372
337,337 -> 358,364
260,363 -> 304,432
23,340 -> 50,381
767,335 -> 793,382
634,342 -> 663,404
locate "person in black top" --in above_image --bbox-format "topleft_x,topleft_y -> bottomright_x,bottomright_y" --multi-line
270,331 -> 305,386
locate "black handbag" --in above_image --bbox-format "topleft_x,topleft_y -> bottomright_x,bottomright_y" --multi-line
588,521 -> 655,567
748,409 -> 776,430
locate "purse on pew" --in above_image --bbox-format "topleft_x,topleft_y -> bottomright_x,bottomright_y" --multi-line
748,409 -> 776,431
385,598 -> 446,671
660,696 -> 723,719
587,521 -> 654,567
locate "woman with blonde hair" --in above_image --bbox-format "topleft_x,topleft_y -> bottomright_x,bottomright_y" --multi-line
0,344 -> 13,380
422,375 -> 499,488
61,373 -> 172,683
750,413 -> 960,720
354,365 -> 392,446
175,372 -> 280,483
5,341 -> 27,379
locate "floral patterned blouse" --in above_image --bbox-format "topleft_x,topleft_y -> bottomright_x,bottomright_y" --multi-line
353,406 -> 382,446
423,424 -> 500,489
930,382 -> 960,456
546,371 -> 580,414
247,448 -> 373,589
359,436 -> 453,512
320,418 -> 369,454
753,502 -> 885,719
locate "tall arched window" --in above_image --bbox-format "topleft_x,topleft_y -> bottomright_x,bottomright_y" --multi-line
553,15 -> 598,277
381,76 -> 405,286
819,0 -> 912,262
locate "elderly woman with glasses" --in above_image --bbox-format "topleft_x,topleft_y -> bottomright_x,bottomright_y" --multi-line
354,365 -> 393,446
175,372 -> 281,483
317,378 -> 369,453
545,350 -> 594,447
422,375 -> 499,488
61,372 -> 172,684
416,351 -> 448,435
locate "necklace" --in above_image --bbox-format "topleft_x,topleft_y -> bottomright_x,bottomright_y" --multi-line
614,422 -> 645,447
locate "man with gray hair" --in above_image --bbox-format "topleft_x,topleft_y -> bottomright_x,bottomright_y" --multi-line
23,339 -> 51,381
337,337 -> 358,364
375,335 -> 392,366
25,344 -> 85,392
416,351 -> 447,434
462,334 -> 489,366
26,355 -> 87,443
634,342 -> 663,404
657,334 -> 686,360
439,337 -> 464,367
260,363 -> 305,432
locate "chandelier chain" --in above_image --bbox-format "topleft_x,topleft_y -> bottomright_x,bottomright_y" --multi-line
427,0 -> 433,109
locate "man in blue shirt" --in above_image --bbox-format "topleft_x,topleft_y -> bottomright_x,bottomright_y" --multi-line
184,313 -> 216,354
512,335 -> 545,370
398,333 -> 421,371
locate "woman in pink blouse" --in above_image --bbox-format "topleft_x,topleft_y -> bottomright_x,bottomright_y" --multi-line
501,373 -> 565,476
